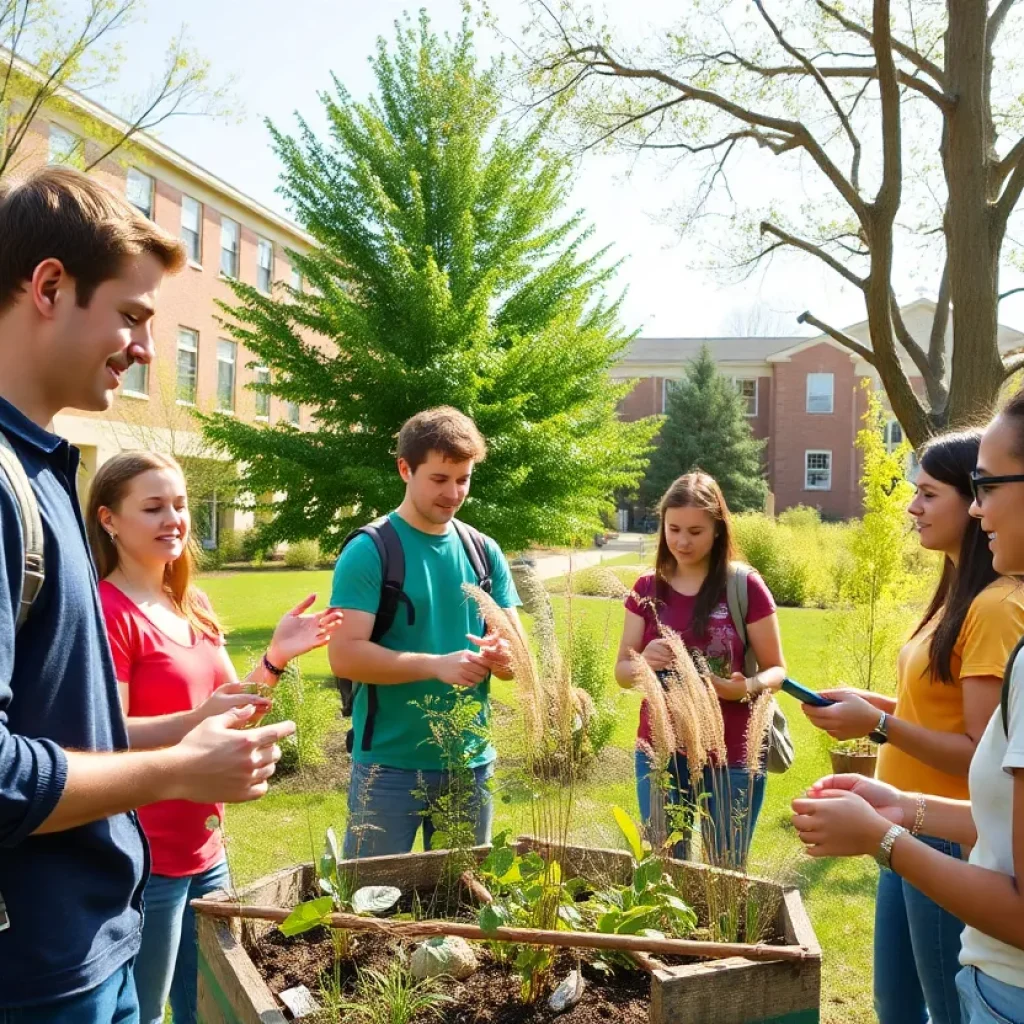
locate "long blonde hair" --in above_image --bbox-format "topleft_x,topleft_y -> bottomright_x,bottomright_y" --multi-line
86,451 -> 222,640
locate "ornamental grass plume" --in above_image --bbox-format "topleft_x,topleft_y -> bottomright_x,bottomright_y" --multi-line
629,652 -> 676,764
744,691 -> 775,777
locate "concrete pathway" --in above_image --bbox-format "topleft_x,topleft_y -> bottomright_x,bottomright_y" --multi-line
525,532 -> 650,580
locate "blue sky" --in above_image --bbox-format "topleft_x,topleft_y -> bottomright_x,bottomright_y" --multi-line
103,0 -> 1024,338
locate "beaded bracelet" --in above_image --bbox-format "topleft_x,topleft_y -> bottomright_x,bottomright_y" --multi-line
910,795 -> 926,837
262,652 -> 285,677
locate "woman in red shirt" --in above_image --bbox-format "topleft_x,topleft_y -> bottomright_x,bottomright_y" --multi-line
86,452 -> 342,1024
615,472 -> 786,866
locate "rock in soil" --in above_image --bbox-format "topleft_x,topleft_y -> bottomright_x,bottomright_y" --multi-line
411,936 -> 479,980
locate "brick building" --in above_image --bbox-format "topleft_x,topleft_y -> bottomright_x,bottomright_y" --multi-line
7,85 -> 316,547
613,300 -> 1024,519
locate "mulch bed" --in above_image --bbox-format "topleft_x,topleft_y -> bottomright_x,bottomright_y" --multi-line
251,925 -> 652,1023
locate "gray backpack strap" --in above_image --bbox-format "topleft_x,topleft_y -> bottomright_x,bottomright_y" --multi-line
725,563 -> 757,677
0,432 -> 45,632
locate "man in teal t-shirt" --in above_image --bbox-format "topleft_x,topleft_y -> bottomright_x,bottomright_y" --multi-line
329,407 -> 522,858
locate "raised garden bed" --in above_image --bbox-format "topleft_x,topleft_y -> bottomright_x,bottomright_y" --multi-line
196,838 -> 819,1024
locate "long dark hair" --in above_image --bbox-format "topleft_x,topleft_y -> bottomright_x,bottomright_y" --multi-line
654,471 -> 737,636
912,429 -> 998,684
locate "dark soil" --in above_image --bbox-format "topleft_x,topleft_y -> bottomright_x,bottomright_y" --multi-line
251,927 -> 652,1024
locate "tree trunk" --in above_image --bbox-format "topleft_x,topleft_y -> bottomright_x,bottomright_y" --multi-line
943,0 -> 1005,428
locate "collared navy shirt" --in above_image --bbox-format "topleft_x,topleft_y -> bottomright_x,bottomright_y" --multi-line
0,396 -> 147,1007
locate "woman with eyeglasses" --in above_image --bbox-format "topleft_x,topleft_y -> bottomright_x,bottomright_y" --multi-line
799,427 -> 1024,1024
793,387 -> 1024,1024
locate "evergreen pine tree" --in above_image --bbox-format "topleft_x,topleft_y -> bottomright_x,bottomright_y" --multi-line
202,14 -> 660,551
640,346 -> 767,512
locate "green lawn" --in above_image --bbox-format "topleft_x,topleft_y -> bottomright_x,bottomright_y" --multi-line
201,569 -> 877,1024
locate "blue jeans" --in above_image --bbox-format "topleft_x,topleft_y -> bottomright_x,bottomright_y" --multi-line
874,834 -> 965,1024
0,961 -> 137,1023
343,761 -> 495,859
634,749 -> 766,867
133,858 -> 231,1024
958,966 -> 1024,1024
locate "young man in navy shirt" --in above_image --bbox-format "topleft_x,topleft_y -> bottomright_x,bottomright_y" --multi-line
0,168 -> 296,1022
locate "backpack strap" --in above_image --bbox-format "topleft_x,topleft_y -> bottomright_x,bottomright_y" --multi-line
452,519 -> 493,594
1002,636 -> 1024,737
725,562 -> 757,678
338,516 -> 413,753
0,431 -> 44,633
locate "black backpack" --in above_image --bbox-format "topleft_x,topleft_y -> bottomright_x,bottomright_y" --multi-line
337,516 -> 494,754
1002,635 -> 1024,736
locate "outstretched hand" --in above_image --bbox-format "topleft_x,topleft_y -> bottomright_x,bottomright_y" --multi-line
467,630 -> 514,680
267,595 -> 344,670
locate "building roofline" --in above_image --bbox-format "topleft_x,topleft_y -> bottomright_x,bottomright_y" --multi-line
3,46 -> 313,246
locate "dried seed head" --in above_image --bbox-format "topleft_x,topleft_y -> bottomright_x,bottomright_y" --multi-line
744,692 -> 776,776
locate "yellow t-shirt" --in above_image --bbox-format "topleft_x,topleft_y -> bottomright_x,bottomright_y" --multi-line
877,578 -> 1024,798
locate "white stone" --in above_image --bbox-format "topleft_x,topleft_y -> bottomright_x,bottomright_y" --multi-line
278,985 -> 320,1018
548,970 -> 585,1013
409,936 -> 478,981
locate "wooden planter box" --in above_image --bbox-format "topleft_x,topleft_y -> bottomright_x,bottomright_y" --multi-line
196,838 -> 821,1024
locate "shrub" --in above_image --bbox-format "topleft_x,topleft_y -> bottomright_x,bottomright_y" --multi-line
569,623 -> 617,759
262,661 -> 338,772
732,513 -> 812,607
216,527 -> 246,565
239,527 -> 271,564
547,564 -> 646,596
283,538 -> 321,570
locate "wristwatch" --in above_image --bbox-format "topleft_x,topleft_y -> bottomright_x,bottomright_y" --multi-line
874,824 -> 908,869
869,710 -> 889,745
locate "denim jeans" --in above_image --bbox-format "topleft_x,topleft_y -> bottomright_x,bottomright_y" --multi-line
343,761 -> 495,859
133,858 -> 231,1024
0,961 -> 137,1023
634,749 -> 766,867
874,834 -> 965,1024
957,966 -> 1024,1024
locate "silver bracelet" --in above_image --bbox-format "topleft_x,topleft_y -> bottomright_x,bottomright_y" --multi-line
874,824 -> 908,870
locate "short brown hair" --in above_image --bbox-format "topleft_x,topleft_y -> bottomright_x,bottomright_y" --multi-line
0,167 -> 186,313
397,406 -> 487,470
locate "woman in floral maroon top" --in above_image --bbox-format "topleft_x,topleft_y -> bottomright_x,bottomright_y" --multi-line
615,472 -> 787,864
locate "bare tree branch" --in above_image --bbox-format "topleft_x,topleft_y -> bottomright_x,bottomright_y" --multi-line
551,41 -> 868,219
797,310 -> 876,364
752,0 -> 863,188
889,291 -> 937,383
760,220 -> 867,289
929,258 -> 951,376
873,0 -> 903,217
999,285 -> 1024,301
989,0 -> 1019,46
1003,351 -> 1024,378
994,149 -> 1024,231
993,135 -> 1024,189
816,0 -> 945,86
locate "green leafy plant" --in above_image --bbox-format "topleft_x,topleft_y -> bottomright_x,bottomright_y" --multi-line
259,661 -> 336,772
332,957 -> 453,1024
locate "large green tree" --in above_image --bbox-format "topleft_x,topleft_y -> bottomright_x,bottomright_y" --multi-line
640,347 -> 767,513
204,14 -> 659,552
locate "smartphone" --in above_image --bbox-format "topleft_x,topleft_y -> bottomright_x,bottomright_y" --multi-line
781,677 -> 836,708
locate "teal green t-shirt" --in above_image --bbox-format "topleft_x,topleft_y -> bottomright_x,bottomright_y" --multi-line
330,513 -> 521,771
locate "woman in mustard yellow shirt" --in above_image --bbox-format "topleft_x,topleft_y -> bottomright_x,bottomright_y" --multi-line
803,429 -> 1024,1024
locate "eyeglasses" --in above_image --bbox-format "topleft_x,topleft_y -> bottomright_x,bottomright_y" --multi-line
969,470 -> 1024,503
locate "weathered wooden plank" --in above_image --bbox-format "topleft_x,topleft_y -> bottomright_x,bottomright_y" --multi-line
650,957 -> 820,1024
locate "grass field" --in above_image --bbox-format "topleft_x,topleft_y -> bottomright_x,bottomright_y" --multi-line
202,569 -> 879,1024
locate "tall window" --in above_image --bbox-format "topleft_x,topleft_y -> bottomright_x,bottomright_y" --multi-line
254,367 -> 271,419
121,362 -> 149,396
216,340 -> 236,411
220,217 -> 240,278
884,418 -> 904,452
48,125 -> 82,166
126,169 -> 154,219
257,238 -> 273,293
290,265 -> 303,293
286,401 -> 300,426
806,372 -> 835,414
181,195 -> 202,263
805,450 -> 833,491
734,378 -> 758,417
176,328 -> 199,404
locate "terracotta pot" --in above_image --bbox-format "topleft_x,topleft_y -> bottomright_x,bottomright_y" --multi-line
829,749 -> 877,778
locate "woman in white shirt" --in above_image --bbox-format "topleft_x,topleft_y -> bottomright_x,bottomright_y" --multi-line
792,386 -> 1024,1024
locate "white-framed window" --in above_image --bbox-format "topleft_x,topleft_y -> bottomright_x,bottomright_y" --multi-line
181,195 -> 202,263
286,400 -> 300,426
254,367 -> 271,420
126,169 -> 154,219
290,265 -> 303,293
220,217 -> 240,278
198,493 -> 219,550
884,418 -> 904,452
806,372 -> 835,414
216,339 -> 236,412
48,124 -> 82,166
805,450 -> 833,491
176,328 -> 199,404
257,237 -> 273,293
121,361 -> 149,397
734,378 -> 758,417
